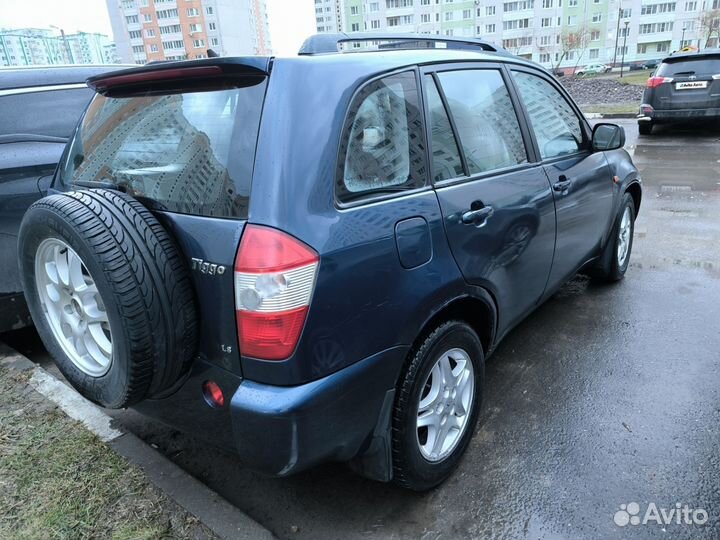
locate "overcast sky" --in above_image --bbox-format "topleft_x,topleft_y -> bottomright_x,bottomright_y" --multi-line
0,0 -> 316,56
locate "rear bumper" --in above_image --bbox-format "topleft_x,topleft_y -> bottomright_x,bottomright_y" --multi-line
134,345 -> 408,478
638,107 -> 720,123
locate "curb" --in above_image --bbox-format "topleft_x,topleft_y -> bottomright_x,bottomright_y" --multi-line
0,342 -> 275,540
584,112 -> 638,119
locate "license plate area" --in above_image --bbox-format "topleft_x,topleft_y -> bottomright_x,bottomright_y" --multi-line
675,81 -> 708,90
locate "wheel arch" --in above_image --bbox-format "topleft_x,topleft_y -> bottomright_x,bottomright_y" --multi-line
412,289 -> 498,359
625,181 -> 642,218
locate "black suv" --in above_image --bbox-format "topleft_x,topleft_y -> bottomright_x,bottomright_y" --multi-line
0,65 -> 125,332
18,34 -> 641,490
638,50 -> 720,134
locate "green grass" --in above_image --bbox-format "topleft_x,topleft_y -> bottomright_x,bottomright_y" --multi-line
615,70 -> 652,86
0,367 -> 214,540
581,102 -> 639,116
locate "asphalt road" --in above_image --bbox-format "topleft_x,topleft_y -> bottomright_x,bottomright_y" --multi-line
5,119 -> 720,540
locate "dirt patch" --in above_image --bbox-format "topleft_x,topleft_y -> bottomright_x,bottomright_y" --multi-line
0,366 -> 217,540
561,76 -> 644,106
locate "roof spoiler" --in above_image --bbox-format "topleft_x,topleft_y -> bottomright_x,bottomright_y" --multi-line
298,32 -> 509,56
87,57 -> 269,94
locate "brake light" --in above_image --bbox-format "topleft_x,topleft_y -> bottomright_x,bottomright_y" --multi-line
234,225 -> 319,360
646,76 -> 673,88
89,65 -> 223,92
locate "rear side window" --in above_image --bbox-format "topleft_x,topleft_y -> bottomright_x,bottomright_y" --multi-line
338,71 -> 426,203
512,71 -> 585,160
657,57 -> 720,76
425,75 -> 464,182
435,69 -> 528,175
0,87 -> 94,139
58,80 -> 267,219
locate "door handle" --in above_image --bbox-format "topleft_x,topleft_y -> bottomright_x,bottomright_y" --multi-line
461,205 -> 494,225
553,175 -> 572,192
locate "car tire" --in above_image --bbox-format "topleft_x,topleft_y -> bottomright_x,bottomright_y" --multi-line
576,71 -> 584,77
639,122 -> 653,135
392,320 -> 484,491
589,192 -> 636,283
18,189 -> 197,409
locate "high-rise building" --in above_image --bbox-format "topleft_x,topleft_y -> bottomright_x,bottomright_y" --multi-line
0,28 -> 117,66
106,0 -> 272,65
314,0 -> 720,69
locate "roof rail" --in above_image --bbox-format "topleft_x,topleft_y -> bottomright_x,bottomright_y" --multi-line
298,32 -> 509,56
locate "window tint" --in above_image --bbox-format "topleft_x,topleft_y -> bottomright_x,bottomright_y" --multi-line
425,75 -> 464,181
0,87 -> 95,139
339,71 -> 426,202
657,57 -> 720,76
513,71 -> 584,159
436,69 -> 527,175
58,81 -> 267,219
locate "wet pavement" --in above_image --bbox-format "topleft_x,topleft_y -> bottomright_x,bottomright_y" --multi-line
5,120 -> 720,539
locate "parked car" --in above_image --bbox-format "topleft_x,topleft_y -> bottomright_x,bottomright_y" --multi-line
18,33 -> 642,491
642,59 -> 661,70
0,64 -> 128,333
576,63 -> 611,76
628,62 -> 645,71
638,50 -> 720,134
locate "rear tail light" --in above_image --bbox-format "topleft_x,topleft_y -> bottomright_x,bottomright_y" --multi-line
640,104 -> 654,114
646,76 -> 673,88
234,225 -> 319,360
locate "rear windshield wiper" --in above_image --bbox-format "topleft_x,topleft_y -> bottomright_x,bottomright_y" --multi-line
73,180 -> 123,190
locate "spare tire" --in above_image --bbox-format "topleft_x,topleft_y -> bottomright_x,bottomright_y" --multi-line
18,189 -> 197,408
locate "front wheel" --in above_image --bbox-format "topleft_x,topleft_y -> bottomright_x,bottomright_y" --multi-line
590,193 -> 636,282
392,321 -> 484,491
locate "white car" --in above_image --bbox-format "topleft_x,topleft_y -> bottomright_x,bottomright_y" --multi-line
576,63 -> 611,76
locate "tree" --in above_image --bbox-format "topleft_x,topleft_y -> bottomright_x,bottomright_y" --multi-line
554,26 -> 589,74
697,9 -> 720,48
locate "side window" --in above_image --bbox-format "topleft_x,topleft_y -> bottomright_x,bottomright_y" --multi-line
0,87 -> 94,139
424,76 -> 464,182
338,71 -> 426,202
512,71 -> 585,160
435,69 -> 528,175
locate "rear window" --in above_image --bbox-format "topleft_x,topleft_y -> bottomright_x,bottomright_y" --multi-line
657,57 -> 720,77
58,80 -> 266,219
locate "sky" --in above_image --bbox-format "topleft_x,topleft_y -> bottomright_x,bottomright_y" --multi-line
0,0 -> 316,56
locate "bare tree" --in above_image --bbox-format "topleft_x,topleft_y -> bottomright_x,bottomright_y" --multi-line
554,27 -> 589,74
697,9 -> 720,48
572,26 -> 591,74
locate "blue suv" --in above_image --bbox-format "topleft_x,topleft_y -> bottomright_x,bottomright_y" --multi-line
18,34 -> 641,491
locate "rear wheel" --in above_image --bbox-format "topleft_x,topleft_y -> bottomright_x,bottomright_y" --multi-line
589,193 -> 636,282
392,321 -> 484,491
19,189 -> 197,408
639,121 -> 653,135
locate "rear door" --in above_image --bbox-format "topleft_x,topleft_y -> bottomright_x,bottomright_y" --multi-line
509,67 -> 615,289
653,55 -> 720,112
54,63 -> 269,376
425,64 -> 556,332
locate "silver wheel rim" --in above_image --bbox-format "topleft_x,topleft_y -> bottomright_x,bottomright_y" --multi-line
34,238 -> 112,377
416,347 -> 474,462
617,207 -> 632,267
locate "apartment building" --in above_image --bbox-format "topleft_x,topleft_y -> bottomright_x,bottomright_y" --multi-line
0,28 -> 116,66
107,0 -> 272,64
315,0 -> 720,69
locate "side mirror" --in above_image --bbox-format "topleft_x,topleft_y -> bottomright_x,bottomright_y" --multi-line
592,123 -> 625,151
